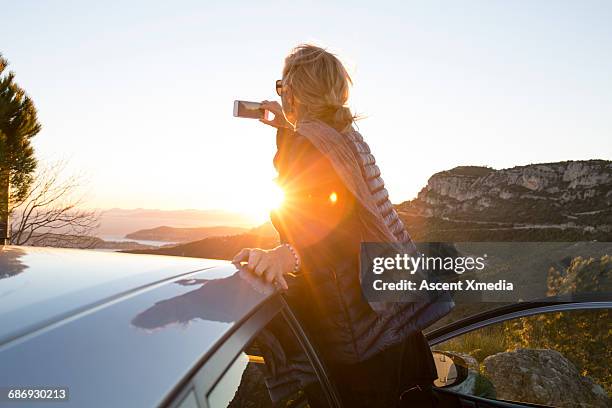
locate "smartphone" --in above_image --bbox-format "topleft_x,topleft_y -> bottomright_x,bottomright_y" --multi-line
233,100 -> 264,119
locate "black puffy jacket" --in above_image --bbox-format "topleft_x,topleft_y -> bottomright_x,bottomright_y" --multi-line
271,124 -> 453,365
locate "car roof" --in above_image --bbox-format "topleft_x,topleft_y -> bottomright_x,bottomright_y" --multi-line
0,246 -> 275,407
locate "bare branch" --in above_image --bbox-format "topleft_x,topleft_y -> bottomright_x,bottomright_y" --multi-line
9,160 -> 101,248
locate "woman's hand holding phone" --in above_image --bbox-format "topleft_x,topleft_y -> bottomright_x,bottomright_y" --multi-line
259,100 -> 293,130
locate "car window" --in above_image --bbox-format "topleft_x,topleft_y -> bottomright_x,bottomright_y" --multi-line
176,390 -> 199,408
207,313 -> 330,408
431,308 -> 611,407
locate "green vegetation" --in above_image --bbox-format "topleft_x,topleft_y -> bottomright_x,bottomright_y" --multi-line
507,255 -> 612,393
505,309 -> 610,394
433,323 -> 510,361
434,256 -> 612,395
400,212 -> 612,242
435,310 -> 611,394
0,54 -> 40,242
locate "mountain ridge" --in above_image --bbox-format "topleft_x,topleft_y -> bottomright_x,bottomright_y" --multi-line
125,225 -> 249,242
128,160 -> 612,259
397,160 -> 612,241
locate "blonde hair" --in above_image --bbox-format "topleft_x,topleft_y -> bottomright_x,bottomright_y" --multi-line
283,44 -> 356,133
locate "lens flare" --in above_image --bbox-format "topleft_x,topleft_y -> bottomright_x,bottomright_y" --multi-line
329,191 -> 338,204
270,183 -> 286,210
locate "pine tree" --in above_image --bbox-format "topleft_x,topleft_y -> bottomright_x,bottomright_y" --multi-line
0,54 -> 41,245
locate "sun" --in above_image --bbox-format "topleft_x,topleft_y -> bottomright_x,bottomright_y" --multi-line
267,182 -> 286,211
240,181 -> 285,225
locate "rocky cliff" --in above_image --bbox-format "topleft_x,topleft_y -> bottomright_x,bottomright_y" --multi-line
397,160 -> 612,241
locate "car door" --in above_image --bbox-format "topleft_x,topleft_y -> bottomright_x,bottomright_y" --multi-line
426,298 -> 611,408
167,294 -> 342,408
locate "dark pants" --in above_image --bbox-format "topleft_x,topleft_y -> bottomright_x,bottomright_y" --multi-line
307,331 -> 438,407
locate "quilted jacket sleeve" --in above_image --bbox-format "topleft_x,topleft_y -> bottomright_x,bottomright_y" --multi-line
271,127 -> 361,273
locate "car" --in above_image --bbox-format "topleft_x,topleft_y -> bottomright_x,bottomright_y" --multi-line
0,246 -> 610,408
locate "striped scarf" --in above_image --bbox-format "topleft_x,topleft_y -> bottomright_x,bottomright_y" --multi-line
295,119 -> 412,246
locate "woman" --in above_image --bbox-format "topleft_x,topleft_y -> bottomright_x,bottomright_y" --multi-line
233,44 -> 452,407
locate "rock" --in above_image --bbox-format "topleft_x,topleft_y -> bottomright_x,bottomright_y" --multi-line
482,348 -> 609,407
396,160 -> 612,240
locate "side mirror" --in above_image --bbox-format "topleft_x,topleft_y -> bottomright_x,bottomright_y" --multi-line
432,351 -> 468,388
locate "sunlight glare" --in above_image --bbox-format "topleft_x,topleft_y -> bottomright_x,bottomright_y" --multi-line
270,182 -> 285,210
237,181 -> 285,225
329,191 -> 338,204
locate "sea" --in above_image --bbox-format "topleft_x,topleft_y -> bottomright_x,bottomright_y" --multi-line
100,235 -> 178,247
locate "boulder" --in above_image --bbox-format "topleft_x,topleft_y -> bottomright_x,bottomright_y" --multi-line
483,348 -> 609,407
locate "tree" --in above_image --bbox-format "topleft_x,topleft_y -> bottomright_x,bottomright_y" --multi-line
0,54 -> 41,244
10,160 -> 101,249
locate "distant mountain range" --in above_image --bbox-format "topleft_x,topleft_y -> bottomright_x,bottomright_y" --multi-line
126,222 -> 279,259
21,233 -> 158,251
129,160 -> 612,260
125,225 -> 249,242
96,208 -> 257,237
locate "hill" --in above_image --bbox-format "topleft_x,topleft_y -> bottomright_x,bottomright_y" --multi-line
126,233 -> 279,260
96,208 -> 257,237
125,225 -> 249,242
397,160 -> 612,241
18,233 -> 156,251
129,160 -> 612,260
125,222 -> 280,259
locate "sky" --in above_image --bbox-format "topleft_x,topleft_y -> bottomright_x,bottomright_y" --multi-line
2,0 -> 611,223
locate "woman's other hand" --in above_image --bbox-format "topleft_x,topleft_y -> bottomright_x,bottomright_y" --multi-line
259,100 -> 293,129
232,246 -> 295,290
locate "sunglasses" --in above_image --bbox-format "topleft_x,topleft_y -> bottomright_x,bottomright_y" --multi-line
275,79 -> 283,96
